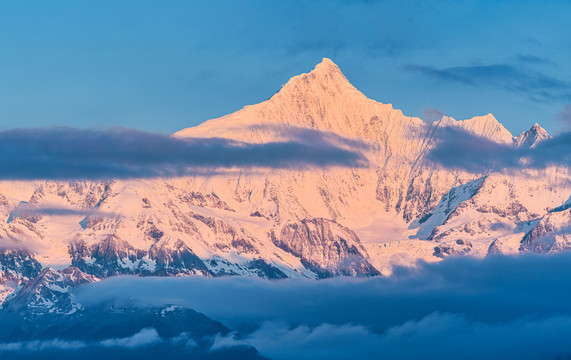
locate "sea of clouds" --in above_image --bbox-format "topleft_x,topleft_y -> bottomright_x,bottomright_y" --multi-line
56,254 -> 571,360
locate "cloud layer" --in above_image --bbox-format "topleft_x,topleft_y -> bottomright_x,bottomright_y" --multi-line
0,126 -> 367,180
72,254 -> 571,359
426,126 -> 571,172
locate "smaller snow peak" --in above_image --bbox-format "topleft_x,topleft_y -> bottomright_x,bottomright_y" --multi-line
514,122 -> 551,148
435,113 -> 513,144
459,113 -> 513,144
437,115 -> 455,126
530,123 -> 550,137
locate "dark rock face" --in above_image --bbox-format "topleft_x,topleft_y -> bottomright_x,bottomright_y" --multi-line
0,248 -> 43,301
520,222 -> 555,253
487,239 -> 503,255
148,240 -> 211,276
273,218 -> 379,278
519,209 -> 571,254
0,248 -> 42,283
3,267 -> 97,315
70,236 -> 211,278
192,214 -> 260,255
178,191 -> 234,212
433,239 -> 473,258
69,235 -> 145,278
246,259 -> 288,279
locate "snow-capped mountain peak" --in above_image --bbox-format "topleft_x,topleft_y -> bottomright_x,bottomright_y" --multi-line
174,57 -> 380,140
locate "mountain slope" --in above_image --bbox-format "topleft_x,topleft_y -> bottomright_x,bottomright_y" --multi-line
0,58 -> 568,292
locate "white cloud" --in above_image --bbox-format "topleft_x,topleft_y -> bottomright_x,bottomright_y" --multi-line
99,328 -> 161,349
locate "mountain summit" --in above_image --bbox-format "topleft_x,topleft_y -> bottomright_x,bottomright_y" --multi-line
174,57 -> 386,140
175,58 -> 515,159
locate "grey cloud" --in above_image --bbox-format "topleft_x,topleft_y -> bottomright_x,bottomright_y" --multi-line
8,202 -> 112,220
405,63 -> 571,101
0,126 -> 367,180
214,314 -> 571,360
72,254 -> 571,359
426,126 -> 571,172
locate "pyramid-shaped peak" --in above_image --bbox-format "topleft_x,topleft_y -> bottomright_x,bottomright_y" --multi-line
514,122 -> 551,148
525,122 -> 549,137
273,57 -> 365,103
530,123 -> 548,133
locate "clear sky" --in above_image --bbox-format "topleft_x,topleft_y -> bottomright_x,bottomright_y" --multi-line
1,0 -> 570,135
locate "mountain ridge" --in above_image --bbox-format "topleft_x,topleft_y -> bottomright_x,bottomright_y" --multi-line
175,58 -> 529,147
0,58 -> 568,305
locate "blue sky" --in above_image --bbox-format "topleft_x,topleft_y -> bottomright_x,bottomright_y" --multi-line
1,0 -> 570,135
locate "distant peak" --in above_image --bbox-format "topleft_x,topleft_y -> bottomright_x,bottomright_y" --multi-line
530,123 -> 547,133
526,123 -> 549,136
514,122 -> 551,148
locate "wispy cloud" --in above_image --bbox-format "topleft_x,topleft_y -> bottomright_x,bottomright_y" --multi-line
557,104 -> 571,127
421,108 -> 445,123
0,126 -> 367,180
405,63 -> 571,102
516,54 -> 555,66
99,328 -> 161,349
0,328 -> 234,360
8,202 -> 112,220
